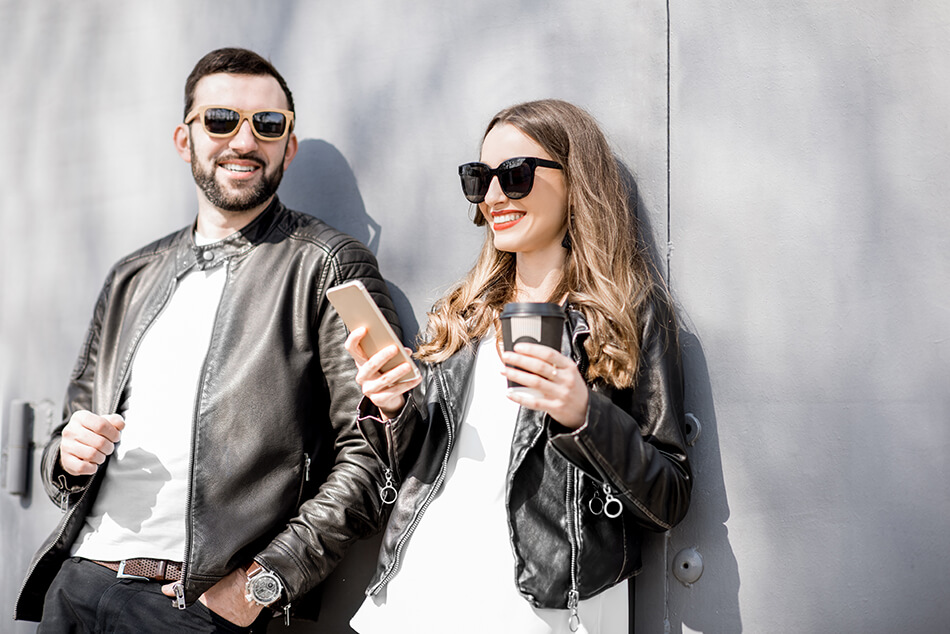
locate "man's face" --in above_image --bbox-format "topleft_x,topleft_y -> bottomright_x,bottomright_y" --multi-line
181,73 -> 296,213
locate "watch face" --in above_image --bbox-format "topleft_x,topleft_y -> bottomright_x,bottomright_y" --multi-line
251,572 -> 282,604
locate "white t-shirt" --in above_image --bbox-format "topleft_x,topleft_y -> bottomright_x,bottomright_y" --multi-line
73,239 -> 226,562
351,329 -> 627,634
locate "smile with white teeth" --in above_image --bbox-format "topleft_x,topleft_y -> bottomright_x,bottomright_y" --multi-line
221,163 -> 258,173
493,212 -> 524,225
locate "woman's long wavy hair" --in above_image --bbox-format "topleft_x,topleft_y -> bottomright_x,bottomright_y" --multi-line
416,99 -> 661,388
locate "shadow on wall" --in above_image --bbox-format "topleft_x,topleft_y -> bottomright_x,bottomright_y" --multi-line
618,161 -> 666,283
673,332 -> 742,633
619,162 -> 742,632
279,138 -> 420,345
275,139 -> 416,633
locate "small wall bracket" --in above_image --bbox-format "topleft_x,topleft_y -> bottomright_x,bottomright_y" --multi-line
2,399 -> 35,496
672,547 -> 704,586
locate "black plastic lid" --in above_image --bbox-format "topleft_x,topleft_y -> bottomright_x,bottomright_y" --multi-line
500,302 -> 565,319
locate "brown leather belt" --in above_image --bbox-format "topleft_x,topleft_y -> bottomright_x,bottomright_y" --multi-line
93,558 -> 183,582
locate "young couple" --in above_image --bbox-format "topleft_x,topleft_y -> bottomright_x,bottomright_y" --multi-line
18,46 -> 690,634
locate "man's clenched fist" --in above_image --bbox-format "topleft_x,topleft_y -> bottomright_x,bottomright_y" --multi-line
59,411 -> 126,476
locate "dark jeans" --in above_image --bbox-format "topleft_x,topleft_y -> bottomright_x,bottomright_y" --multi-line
38,557 -> 254,634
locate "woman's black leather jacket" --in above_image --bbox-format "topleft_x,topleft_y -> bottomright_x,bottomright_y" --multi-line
16,198 -> 395,621
358,294 -> 692,615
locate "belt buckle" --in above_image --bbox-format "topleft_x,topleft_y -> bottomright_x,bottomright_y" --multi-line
116,560 -> 150,581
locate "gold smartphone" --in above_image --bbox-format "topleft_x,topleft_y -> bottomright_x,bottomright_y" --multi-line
326,280 -> 421,382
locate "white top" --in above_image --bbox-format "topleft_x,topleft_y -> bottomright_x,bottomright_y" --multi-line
73,238 -> 226,562
351,329 -> 627,634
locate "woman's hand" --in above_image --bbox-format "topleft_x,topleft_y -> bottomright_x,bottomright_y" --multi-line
344,327 -> 422,419
501,342 -> 589,429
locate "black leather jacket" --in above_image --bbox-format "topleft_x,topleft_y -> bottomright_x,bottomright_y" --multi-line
358,295 -> 692,613
16,198 -> 397,622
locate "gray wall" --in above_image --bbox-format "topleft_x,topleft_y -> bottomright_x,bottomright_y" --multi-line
2,1 -> 947,632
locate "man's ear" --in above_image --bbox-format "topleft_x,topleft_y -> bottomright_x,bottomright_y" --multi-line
173,124 -> 192,163
282,133 -> 299,170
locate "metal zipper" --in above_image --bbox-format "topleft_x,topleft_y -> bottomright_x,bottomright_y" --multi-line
566,464 -> 582,632
565,308 -> 593,629
587,477 -> 624,519
57,475 -> 70,512
379,467 -> 397,505
294,454 -> 312,508
173,264 -> 229,608
172,582 -> 186,610
377,419 -> 399,505
367,367 -> 456,596
384,418 -> 399,482
13,474 -> 92,620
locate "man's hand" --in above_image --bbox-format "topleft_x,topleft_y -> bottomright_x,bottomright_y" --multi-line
59,410 -> 126,476
162,567 -> 264,628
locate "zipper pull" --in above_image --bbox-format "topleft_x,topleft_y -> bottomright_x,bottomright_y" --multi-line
379,468 -> 397,505
284,603 -> 292,626
57,475 -> 70,512
588,489 -> 604,516
304,456 -> 311,482
602,484 -> 622,519
172,582 -> 186,610
568,589 -> 581,632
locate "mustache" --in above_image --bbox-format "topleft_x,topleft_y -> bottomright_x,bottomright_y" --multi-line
214,152 -> 266,167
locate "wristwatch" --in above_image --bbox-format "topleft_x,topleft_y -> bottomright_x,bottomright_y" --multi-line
245,563 -> 283,607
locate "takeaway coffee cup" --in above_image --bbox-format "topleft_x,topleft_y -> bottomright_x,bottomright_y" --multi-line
499,302 -> 566,397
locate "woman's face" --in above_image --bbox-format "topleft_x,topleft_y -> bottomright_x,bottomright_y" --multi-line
478,124 -> 568,258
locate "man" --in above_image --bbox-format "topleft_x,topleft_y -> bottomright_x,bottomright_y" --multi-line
15,47 -> 401,632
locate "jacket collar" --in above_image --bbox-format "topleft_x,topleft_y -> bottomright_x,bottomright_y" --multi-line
563,306 -> 591,378
173,197 -> 284,277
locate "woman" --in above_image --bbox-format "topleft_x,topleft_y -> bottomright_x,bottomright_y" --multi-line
346,100 -> 692,633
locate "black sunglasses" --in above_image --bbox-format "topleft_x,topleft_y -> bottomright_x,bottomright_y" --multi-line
184,105 -> 295,141
458,157 -> 563,204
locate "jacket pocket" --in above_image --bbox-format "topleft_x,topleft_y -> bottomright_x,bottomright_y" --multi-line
294,453 -> 311,508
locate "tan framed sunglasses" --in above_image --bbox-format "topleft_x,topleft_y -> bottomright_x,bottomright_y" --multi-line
184,105 -> 295,141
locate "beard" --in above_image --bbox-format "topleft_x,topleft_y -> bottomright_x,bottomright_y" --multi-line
190,142 -> 285,212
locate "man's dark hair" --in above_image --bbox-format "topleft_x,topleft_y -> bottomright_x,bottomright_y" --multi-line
183,47 -> 295,120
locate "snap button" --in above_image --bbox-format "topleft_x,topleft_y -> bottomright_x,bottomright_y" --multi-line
202,250 -> 214,261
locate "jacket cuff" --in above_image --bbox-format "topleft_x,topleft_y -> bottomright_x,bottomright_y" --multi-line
356,388 -> 422,483
42,436 -> 92,505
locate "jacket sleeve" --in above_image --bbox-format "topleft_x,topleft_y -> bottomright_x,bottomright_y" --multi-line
356,375 -> 428,485
549,293 -> 692,531
253,241 -> 409,601
41,269 -> 117,507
